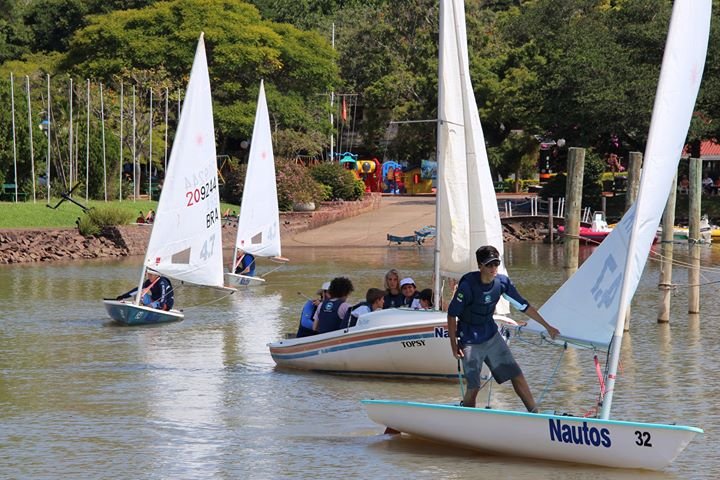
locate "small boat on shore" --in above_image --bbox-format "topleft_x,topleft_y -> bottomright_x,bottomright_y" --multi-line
557,211 -> 612,244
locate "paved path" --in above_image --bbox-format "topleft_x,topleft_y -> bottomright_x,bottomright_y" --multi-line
283,195 -> 436,247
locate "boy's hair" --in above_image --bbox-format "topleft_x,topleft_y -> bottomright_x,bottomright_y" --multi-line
366,288 -> 385,304
418,288 -> 433,307
329,277 -> 354,298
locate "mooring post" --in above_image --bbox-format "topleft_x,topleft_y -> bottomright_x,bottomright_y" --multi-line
658,174 -> 677,324
623,151 -> 642,331
625,152 -> 642,211
688,157 -> 702,314
548,197 -> 554,245
563,148 -> 585,280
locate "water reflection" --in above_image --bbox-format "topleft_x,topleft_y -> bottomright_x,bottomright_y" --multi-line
0,242 -> 718,478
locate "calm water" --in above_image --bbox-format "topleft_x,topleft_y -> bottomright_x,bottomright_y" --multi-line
1,242 -> 719,479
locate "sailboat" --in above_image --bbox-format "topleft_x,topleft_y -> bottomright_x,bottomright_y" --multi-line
225,80 -> 286,287
363,0 -> 709,470
268,0 -> 515,377
104,33 -> 228,325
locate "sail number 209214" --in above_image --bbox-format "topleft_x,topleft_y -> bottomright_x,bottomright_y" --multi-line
186,177 -> 217,207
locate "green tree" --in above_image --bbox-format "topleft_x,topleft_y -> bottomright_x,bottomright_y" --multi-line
63,0 -> 338,160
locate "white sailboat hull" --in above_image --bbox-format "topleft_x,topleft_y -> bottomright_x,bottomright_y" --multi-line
224,272 -> 266,287
269,309 -> 515,379
363,400 -> 703,470
103,300 -> 184,325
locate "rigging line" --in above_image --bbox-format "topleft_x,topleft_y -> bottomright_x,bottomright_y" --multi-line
182,290 -> 236,309
535,342 -> 566,408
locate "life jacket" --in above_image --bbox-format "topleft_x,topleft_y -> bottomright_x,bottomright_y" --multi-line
316,299 -> 343,334
382,292 -> 404,309
402,292 -> 420,308
299,300 -> 316,329
297,299 -> 319,338
456,272 -> 503,326
341,301 -> 370,328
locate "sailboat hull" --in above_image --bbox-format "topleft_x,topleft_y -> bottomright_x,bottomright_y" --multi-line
224,272 -> 266,287
363,400 -> 702,470
269,309 -> 515,379
103,300 -> 184,326
269,309 -> 457,378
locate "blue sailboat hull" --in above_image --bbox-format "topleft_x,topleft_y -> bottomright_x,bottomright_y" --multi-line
103,300 -> 184,326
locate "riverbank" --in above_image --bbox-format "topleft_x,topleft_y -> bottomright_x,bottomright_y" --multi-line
0,194 -> 383,264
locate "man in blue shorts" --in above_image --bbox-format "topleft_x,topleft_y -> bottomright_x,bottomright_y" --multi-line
447,245 -> 559,412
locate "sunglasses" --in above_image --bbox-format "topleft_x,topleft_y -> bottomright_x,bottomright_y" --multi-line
484,260 -> 501,268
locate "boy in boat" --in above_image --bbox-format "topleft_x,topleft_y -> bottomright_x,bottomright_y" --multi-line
344,287 -> 385,328
399,277 -> 421,309
234,250 -> 256,277
447,245 -> 559,412
116,271 -> 175,311
312,277 -> 354,334
418,288 -> 433,310
296,281 -> 330,337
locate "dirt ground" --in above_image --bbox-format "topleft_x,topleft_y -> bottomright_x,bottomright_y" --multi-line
283,195 -> 436,248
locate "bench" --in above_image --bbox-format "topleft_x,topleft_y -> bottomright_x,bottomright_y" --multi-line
1,183 -> 27,201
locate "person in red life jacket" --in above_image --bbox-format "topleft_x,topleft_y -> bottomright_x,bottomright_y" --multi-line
116,271 -> 174,310
382,269 -> 404,309
297,281 -> 330,338
136,211 -> 146,224
312,277 -> 354,334
447,245 -> 558,412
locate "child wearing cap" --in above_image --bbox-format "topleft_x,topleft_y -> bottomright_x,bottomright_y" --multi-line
296,281 -> 331,338
400,277 -> 421,309
447,245 -> 559,412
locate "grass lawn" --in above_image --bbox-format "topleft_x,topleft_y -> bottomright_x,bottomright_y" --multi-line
0,199 -> 240,229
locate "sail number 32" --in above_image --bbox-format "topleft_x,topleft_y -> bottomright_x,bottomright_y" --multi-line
634,430 -> 652,447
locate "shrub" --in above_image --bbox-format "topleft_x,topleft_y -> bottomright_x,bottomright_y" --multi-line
77,205 -> 134,237
275,157 -> 325,211
310,163 -> 365,201
77,216 -> 100,236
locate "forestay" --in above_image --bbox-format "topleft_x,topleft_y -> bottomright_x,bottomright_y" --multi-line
234,80 -> 282,259
435,0 -> 508,313
530,2 -> 711,350
143,33 -> 225,288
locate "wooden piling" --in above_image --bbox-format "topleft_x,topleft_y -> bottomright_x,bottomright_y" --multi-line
688,157 -> 701,314
625,152 -> 642,211
622,152 -> 642,331
657,174 -> 677,324
563,147 -> 585,280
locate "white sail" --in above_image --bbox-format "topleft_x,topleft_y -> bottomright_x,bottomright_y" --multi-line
437,0 -> 509,313
534,2 -> 711,349
143,33 -> 224,288
234,80 -> 282,259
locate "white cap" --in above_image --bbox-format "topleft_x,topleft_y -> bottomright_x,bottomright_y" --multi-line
400,277 -> 415,288
321,281 -> 331,291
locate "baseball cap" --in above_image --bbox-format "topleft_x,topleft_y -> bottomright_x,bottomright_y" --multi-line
317,281 -> 331,295
482,253 -> 500,265
476,245 -> 501,266
400,277 -> 416,288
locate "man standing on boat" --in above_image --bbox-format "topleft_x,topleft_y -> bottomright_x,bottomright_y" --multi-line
447,245 -> 559,412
